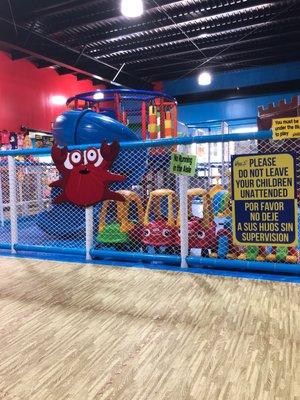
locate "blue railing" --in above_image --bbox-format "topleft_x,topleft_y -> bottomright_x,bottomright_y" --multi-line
0,130 -> 272,157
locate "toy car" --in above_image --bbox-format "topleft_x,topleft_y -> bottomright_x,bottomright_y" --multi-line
180,188 -> 217,257
142,189 -> 179,253
97,190 -> 144,250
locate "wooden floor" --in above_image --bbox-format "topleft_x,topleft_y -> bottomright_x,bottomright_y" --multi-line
0,258 -> 300,400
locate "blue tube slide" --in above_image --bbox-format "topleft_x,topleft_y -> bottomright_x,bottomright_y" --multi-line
53,109 -> 141,145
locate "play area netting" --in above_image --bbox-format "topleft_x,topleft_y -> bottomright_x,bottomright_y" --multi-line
0,92 -> 300,275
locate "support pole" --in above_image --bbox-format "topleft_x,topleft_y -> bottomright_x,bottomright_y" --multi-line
221,121 -> 228,186
8,156 -> 18,253
159,99 -> 165,139
114,93 -> 122,123
141,101 -> 147,140
221,142 -> 224,185
0,172 -> 4,227
171,103 -> 178,137
178,144 -> 189,268
85,206 -> 94,261
208,142 -> 211,187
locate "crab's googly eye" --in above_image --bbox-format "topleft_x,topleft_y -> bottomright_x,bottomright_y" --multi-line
86,148 -> 99,164
94,149 -> 103,167
197,231 -> 205,239
144,229 -> 151,237
162,229 -> 171,238
70,151 -> 82,165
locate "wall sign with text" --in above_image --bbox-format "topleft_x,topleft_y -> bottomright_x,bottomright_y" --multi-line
231,152 -> 298,247
170,152 -> 197,176
272,117 -> 300,140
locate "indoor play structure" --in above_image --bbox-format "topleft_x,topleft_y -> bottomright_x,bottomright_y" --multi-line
0,94 -> 300,276
65,89 -> 178,141
37,89 -> 178,237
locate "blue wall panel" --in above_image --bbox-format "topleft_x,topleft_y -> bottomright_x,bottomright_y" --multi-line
178,92 -> 300,124
164,61 -> 300,96
162,61 -> 300,125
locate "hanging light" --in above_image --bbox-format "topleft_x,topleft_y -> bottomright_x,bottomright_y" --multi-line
198,71 -> 212,86
93,91 -> 104,100
121,0 -> 144,18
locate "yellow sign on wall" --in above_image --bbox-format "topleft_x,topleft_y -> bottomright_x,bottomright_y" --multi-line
272,117 -> 300,140
231,152 -> 298,247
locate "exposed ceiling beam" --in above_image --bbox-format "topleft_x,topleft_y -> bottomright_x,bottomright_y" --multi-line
91,78 -> 115,88
96,16 -> 300,63
92,78 -> 103,86
0,16 -> 151,89
45,0 -> 190,36
9,50 -> 32,60
16,0 -> 108,23
32,59 -> 56,68
76,73 -> 89,81
92,9 -> 300,59
55,66 -> 75,75
123,29 -> 300,68
64,0 -> 271,46
3,0 -> 299,83
133,39 -> 300,74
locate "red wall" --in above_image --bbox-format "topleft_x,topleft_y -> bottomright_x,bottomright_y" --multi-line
0,51 -> 104,132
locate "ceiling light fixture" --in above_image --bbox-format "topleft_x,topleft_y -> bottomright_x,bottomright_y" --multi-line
93,91 -> 104,100
198,71 -> 212,86
121,0 -> 144,18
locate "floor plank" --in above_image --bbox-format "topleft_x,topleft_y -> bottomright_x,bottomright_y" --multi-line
0,257 -> 299,400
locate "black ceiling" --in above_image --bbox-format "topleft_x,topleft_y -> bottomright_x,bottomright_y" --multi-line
0,0 -> 300,89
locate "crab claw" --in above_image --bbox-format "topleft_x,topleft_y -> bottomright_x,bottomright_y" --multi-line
51,143 -> 68,165
100,140 -> 120,162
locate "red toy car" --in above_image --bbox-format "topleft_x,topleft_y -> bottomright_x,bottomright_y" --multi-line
177,188 -> 217,257
142,189 -> 179,252
187,217 -> 217,257
143,220 -> 178,247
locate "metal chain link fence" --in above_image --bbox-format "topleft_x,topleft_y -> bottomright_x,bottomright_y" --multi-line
0,132 -> 299,266
187,136 -> 299,264
0,158 -> 11,245
95,144 -> 180,255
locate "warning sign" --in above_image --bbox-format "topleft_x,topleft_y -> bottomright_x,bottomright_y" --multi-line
232,152 -> 298,246
170,152 -> 196,176
272,117 -> 300,140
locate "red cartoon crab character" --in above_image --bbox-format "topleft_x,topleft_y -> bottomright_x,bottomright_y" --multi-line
50,141 -> 126,207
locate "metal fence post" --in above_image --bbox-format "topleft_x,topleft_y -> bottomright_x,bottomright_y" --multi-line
8,156 -> 18,253
178,144 -> 189,268
0,172 -> 4,227
85,206 -> 94,261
